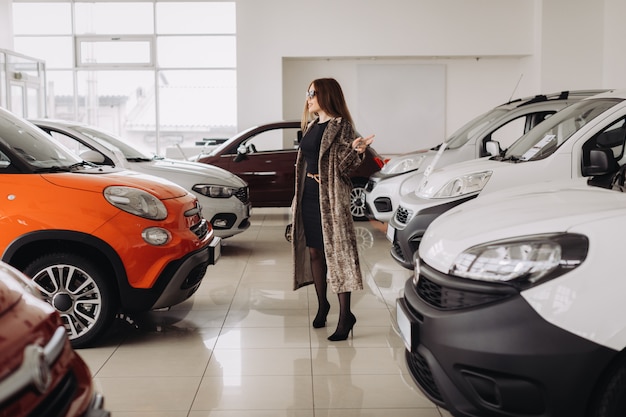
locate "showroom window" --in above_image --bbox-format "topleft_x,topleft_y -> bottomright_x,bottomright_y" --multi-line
12,1 -> 236,157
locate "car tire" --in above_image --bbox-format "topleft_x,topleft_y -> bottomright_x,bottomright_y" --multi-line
23,253 -> 117,349
350,179 -> 368,221
591,355 -> 626,417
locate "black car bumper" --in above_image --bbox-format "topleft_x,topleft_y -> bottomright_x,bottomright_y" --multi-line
390,196 -> 475,269
119,236 -> 221,311
397,264 -> 616,417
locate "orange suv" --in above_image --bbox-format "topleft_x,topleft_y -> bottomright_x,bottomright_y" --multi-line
0,107 -> 220,348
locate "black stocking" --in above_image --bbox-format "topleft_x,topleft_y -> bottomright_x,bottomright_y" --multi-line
309,247 -> 330,327
337,291 -> 352,322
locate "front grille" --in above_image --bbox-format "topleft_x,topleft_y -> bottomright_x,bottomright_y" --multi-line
29,373 -> 78,417
417,274 -> 512,310
190,218 -> 209,239
405,350 -> 443,402
234,187 -> 250,204
395,206 -> 412,224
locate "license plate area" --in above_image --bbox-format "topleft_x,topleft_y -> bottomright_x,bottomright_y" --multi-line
209,236 -> 221,265
386,223 -> 395,242
396,299 -> 416,352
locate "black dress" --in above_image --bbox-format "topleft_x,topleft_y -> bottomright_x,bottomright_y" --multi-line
299,120 -> 328,249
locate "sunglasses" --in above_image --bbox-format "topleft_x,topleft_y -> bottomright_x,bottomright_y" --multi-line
305,90 -> 316,99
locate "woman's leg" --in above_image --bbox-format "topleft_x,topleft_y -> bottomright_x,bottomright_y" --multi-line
328,291 -> 357,341
309,247 -> 330,328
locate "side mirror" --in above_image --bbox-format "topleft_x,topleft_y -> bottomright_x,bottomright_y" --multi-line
485,140 -> 501,157
233,144 -> 248,162
79,150 -> 106,164
583,148 -> 612,176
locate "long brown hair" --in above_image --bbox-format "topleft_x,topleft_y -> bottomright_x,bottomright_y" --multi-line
301,78 -> 354,131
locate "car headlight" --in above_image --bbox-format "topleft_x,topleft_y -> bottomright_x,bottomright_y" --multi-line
418,171 -> 492,198
380,154 -> 426,175
192,184 -> 236,198
450,233 -> 588,288
104,186 -> 167,220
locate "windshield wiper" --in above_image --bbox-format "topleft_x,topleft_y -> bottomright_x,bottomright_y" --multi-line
127,157 -> 153,162
34,161 -> 98,173
500,155 -> 523,162
33,165 -> 72,173
68,161 -> 99,171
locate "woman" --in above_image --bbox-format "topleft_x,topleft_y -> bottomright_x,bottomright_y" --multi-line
291,78 -> 374,341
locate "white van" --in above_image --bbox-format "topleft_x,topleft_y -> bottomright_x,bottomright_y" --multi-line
396,177 -> 626,417
388,89 -> 626,269
364,90 -> 604,223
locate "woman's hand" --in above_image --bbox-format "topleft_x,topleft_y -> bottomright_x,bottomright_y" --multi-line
352,134 -> 375,154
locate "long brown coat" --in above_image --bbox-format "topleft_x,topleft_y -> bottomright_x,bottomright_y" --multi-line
291,117 -> 365,293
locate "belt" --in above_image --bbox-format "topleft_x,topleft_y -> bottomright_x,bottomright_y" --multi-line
306,173 -> 320,184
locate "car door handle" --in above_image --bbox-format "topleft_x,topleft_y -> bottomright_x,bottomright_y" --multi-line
240,171 -> 276,175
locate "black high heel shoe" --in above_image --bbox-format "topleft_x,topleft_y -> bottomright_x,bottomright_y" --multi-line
312,302 -> 331,328
328,313 -> 356,341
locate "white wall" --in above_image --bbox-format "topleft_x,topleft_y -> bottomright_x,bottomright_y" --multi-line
603,0 -> 626,86
0,0 -> 13,50
237,0 -> 538,146
282,57 -> 537,154
237,0 -> 615,155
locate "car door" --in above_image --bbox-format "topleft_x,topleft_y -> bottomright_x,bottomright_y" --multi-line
225,125 -> 301,207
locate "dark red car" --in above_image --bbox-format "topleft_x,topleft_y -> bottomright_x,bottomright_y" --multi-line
0,261 -> 109,417
196,121 -> 386,220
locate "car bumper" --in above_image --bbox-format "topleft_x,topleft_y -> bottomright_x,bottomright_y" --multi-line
119,236 -> 221,311
388,196 -> 474,269
364,173 -> 406,223
396,266 -> 617,417
199,195 -> 252,239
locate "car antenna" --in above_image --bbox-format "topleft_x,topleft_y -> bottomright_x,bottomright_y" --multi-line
509,73 -> 523,102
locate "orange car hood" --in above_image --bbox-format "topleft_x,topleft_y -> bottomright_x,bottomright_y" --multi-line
42,169 -> 188,199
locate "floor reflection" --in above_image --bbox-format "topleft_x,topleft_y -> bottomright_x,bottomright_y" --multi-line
78,208 -> 444,416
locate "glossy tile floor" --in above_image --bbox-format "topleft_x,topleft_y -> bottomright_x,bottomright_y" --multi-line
78,208 -> 453,417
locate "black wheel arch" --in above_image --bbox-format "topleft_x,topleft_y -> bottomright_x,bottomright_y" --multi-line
587,348 -> 626,417
2,230 -> 124,295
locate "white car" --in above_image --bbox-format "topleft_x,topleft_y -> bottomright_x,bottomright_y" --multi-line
388,88 -> 625,269
364,90 -> 605,223
396,178 -> 626,417
32,119 -> 251,239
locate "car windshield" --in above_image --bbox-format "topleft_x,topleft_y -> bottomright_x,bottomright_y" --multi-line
445,108 -> 509,150
0,114 -> 82,169
503,98 -> 623,161
206,125 -> 258,157
74,126 -> 152,160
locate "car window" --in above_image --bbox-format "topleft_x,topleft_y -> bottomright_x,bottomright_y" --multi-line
586,117 -> 626,159
505,98 -> 623,162
244,127 -> 300,153
446,108 -> 508,150
489,112 -> 555,151
0,119 -> 81,169
48,130 -> 93,156
75,126 -> 152,159
489,117 -> 526,150
0,150 -> 10,169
